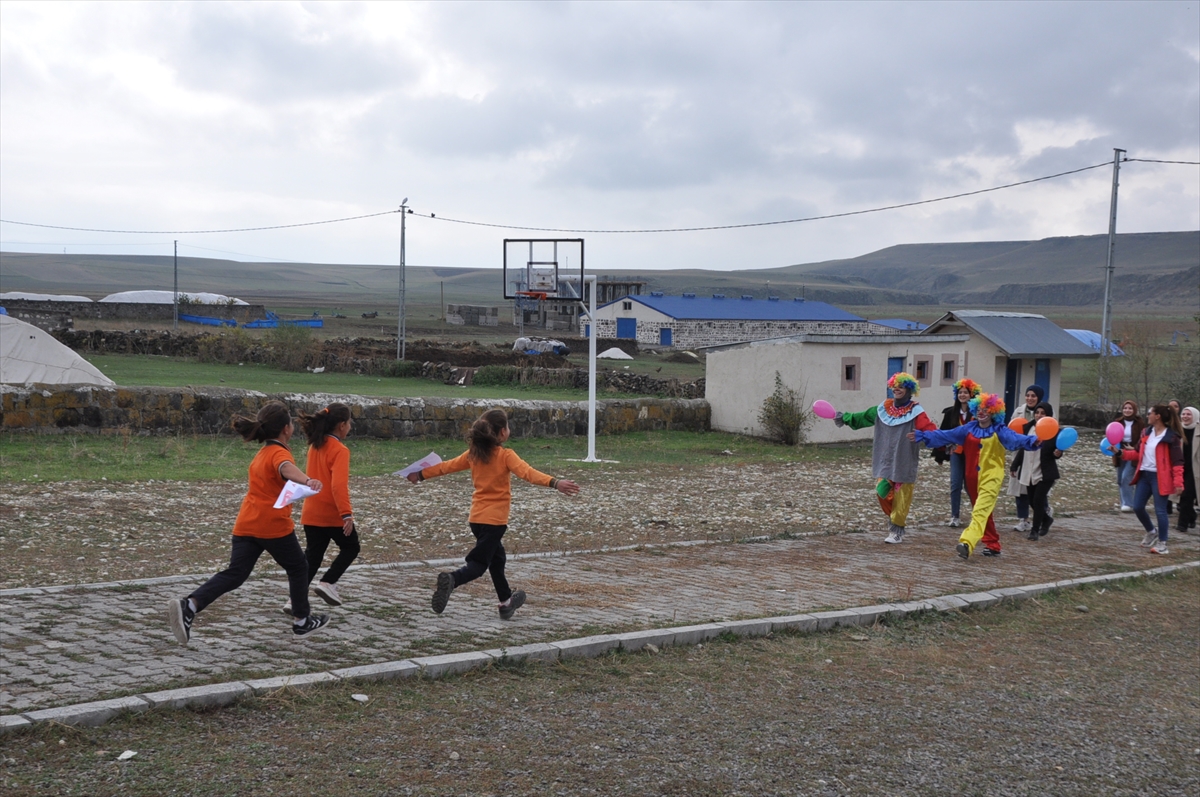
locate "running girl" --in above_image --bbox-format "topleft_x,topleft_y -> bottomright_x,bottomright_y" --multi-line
407,408 -> 580,619
167,401 -> 330,645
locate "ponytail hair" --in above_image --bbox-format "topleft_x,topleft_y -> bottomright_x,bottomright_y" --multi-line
232,400 -> 292,443
298,403 -> 351,448
467,409 -> 509,464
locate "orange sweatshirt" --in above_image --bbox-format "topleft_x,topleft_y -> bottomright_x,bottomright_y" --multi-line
421,447 -> 554,526
232,442 -> 295,539
301,436 -> 353,527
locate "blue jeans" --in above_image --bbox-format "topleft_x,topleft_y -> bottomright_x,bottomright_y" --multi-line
949,451 -> 965,518
1015,493 -> 1030,520
1132,473 -> 1170,542
1116,460 -> 1137,508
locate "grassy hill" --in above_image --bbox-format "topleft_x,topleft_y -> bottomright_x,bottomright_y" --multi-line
1,231 -> 1195,310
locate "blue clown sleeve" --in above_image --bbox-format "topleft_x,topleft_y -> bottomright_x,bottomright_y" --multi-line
914,424 -> 971,449
995,423 -> 1041,451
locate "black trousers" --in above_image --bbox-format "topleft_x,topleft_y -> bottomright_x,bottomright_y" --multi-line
190,533 -> 311,619
302,524 -> 361,584
1029,479 -> 1055,533
451,523 -> 512,602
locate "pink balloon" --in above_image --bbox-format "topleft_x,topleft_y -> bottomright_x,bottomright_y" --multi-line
1105,421 -> 1124,446
812,399 -> 836,419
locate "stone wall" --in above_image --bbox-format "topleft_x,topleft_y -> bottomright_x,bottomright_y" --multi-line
445,304 -> 500,327
0,385 -> 710,439
0,299 -> 267,324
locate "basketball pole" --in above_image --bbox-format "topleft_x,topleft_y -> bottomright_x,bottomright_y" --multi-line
583,274 -> 599,462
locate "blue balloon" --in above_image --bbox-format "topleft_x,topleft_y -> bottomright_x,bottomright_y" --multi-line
1057,427 -> 1078,450
1099,439 -> 1117,456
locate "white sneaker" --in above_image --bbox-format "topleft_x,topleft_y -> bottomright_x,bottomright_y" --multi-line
1150,541 -> 1169,555
1140,531 -> 1158,548
947,516 -> 961,528
1120,506 -> 1133,513
884,525 -> 905,544
314,581 -> 343,606
1012,519 -> 1027,532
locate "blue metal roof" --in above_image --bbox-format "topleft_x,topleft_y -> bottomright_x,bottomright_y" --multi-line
601,294 -> 865,322
870,318 -> 927,331
1065,329 -> 1124,356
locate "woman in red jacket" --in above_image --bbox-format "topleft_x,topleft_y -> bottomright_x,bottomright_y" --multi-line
1122,403 -> 1185,555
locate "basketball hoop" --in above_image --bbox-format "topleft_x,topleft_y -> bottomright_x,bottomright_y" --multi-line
516,290 -> 549,301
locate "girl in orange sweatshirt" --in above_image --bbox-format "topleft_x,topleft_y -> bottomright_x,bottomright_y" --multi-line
167,401 -> 330,646
407,408 -> 580,619
292,402 -> 359,610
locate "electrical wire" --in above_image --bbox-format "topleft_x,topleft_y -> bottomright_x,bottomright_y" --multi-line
0,209 -> 400,235
1125,158 -> 1200,165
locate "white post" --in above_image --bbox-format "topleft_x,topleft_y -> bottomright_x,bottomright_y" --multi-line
583,274 -> 599,462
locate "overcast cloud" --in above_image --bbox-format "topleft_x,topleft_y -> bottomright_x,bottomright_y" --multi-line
1,1 -> 1196,277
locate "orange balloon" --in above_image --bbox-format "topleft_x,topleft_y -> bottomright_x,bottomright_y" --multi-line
1035,416 -> 1060,441
1007,416 -> 1026,434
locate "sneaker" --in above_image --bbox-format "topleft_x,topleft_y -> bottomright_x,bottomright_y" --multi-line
281,601 -> 293,617
293,614 -> 330,637
1150,541 -> 1169,555
884,524 -> 905,544
1120,505 -> 1133,513
314,581 -> 343,606
1013,519 -> 1030,533
167,598 -> 194,646
947,516 -> 961,528
956,542 -> 970,560
1027,529 -> 1039,541
1140,531 -> 1158,548
981,547 -> 1002,557
431,572 -> 455,614
499,590 -> 526,621
1039,517 -> 1054,537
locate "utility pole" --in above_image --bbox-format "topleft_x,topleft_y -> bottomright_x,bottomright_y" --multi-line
1098,148 -> 1125,405
173,240 -> 178,331
397,199 -> 408,360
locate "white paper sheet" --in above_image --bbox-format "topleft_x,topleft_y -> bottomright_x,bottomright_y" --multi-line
274,480 -> 319,508
394,452 -> 442,479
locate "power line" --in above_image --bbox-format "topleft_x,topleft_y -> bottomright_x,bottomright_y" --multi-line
1125,158 -> 1200,165
416,161 -> 1117,233
0,209 -> 401,235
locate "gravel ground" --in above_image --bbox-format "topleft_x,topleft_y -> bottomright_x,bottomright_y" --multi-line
2,569 -> 1196,797
0,432 -> 1136,590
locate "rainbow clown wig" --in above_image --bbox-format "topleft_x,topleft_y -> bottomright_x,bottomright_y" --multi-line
887,372 -> 919,396
953,378 -> 982,399
968,392 -> 1006,423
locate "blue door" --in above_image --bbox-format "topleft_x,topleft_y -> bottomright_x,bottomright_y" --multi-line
1035,359 -> 1051,402
659,327 -> 672,346
584,324 -> 590,338
886,357 -> 905,396
1004,359 -> 1022,414
616,318 -> 637,339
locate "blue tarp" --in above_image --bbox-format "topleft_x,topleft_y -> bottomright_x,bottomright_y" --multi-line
242,311 -> 322,329
179,313 -> 236,327
1065,329 -> 1124,356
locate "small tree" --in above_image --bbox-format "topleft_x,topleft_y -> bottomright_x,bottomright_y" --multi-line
757,371 -> 812,445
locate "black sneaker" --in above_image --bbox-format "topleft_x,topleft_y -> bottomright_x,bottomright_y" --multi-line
956,542 -> 970,560
293,614 -> 330,637
432,572 -> 454,614
168,597 -> 194,646
981,547 -> 1002,557
1027,529 -> 1039,541
499,590 -> 526,621
1040,517 -> 1054,537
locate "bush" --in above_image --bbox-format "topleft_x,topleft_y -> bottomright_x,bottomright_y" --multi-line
757,371 -> 812,445
473,365 -> 520,387
196,328 -> 255,365
266,324 -> 314,371
376,359 -> 422,378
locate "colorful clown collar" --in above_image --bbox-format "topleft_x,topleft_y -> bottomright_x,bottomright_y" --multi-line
876,398 -> 925,426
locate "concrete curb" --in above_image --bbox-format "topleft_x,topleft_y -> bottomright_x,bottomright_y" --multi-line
3,560 -> 1195,733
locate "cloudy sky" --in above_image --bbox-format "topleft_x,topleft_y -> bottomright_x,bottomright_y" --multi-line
1,1 -> 1197,278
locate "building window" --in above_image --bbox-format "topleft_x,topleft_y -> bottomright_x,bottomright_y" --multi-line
941,355 -> 957,385
841,356 -> 861,391
622,301 -> 632,311
915,356 -> 933,388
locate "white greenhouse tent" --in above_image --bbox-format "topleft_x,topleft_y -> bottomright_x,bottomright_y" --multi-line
0,315 -> 114,387
100,290 -> 248,305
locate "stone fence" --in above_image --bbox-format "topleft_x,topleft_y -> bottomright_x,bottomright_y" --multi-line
0,386 -> 710,440
0,299 -> 267,326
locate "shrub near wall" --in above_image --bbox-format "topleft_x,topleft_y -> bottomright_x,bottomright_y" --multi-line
0,386 -> 710,439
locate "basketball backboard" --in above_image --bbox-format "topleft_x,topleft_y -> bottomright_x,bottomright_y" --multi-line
503,239 -> 584,300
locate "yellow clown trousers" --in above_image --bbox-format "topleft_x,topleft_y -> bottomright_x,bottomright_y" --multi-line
876,480 -> 914,527
959,434 -> 1007,553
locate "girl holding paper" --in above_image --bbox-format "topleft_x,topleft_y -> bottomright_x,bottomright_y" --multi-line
167,401 -> 331,646
408,408 -> 579,619
292,403 -> 359,610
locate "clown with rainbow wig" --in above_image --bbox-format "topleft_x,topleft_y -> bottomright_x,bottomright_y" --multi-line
833,372 -> 938,544
912,392 -> 1040,559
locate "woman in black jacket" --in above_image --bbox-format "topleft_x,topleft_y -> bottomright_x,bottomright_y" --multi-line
934,379 -> 982,528
1012,401 -> 1063,540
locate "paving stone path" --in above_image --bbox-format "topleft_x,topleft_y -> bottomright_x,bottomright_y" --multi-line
2,512 -> 1198,716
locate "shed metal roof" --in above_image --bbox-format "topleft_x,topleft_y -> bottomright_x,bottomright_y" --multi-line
600,293 -> 864,322
870,318 -> 928,331
923,310 -> 1098,358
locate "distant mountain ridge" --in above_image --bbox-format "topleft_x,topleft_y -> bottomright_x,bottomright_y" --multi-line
1,231 -> 1195,309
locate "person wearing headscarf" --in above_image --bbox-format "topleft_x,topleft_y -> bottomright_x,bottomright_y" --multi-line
1007,384 -> 1045,532
933,378 -> 982,528
913,393 -> 1040,559
1011,401 -> 1064,539
1176,406 -> 1197,533
832,372 -> 938,544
